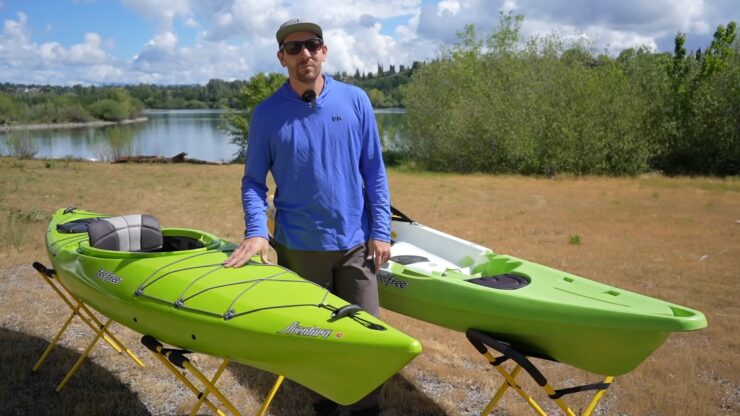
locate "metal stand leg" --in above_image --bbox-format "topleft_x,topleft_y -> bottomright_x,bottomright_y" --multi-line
467,329 -> 614,416
31,262 -> 145,391
141,335 -> 286,416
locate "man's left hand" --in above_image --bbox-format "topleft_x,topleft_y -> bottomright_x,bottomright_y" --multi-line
367,239 -> 391,273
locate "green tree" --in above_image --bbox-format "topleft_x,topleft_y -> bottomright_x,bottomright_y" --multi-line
0,92 -> 18,124
659,21 -> 738,174
225,72 -> 287,162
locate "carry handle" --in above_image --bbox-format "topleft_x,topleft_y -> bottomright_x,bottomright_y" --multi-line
329,304 -> 363,321
321,304 -> 387,331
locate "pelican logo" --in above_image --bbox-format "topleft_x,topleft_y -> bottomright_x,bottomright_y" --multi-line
96,269 -> 122,285
277,322 -> 333,338
377,271 -> 409,289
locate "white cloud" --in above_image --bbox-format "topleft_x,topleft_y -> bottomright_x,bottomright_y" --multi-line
438,1 -> 461,16
510,0 -> 725,53
0,12 -> 113,82
130,31 -> 258,84
148,31 -> 178,52
417,0 -> 502,43
65,33 -> 108,65
3,12 -> 30,42
122,0 -> 191,31
1,0 -> 738,85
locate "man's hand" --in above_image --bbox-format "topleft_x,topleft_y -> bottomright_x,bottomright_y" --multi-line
367,238 -> 391,273
224,237 -> 270,268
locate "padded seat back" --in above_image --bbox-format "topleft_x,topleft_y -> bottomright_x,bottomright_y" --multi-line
88,215 -> 163,252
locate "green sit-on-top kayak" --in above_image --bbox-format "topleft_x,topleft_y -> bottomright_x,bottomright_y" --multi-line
377,209 -> 707,376
44,208 -> 421,405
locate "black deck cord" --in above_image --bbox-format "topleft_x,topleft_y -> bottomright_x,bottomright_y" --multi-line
390,206 -> 414,223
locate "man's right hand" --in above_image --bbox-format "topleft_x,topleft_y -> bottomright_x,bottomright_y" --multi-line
223,236 -> 270,268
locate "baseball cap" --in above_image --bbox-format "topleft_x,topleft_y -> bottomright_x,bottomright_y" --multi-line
276,18 -> 323,46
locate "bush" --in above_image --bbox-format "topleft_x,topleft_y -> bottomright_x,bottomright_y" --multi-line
61,103 -> 93,123
89,99 -> 128,121
402,14 -> 738,175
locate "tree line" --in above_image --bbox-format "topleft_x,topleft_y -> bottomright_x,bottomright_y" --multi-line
0,85 -> 144,125
401,14 -> 738,176
0,68 -> 413,127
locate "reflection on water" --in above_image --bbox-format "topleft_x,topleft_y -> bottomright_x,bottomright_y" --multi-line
1,109 -> 407,162
0,110 -> 238,162
99,126 -> 136,161
375,109 -> 409,153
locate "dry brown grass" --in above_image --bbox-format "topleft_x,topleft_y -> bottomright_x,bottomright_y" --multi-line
1,158 -> 738,415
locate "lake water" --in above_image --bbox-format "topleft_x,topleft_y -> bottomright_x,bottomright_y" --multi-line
1,109 -> 407,162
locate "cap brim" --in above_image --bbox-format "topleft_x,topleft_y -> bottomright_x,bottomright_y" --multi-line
276,22 -> 323,46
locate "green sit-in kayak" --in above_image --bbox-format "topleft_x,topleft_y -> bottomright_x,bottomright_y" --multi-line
45,208 -> 421,405
377,209 -> 707,376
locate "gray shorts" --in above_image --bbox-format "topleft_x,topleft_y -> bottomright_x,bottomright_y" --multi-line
275,243 -> 380,317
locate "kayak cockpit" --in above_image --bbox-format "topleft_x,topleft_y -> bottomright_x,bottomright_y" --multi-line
77,228 -> 223,258
153,230 -> 211,252
56,214 -> 224,258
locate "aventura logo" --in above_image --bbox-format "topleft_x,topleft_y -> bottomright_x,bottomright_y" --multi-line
277,322 -> 332,338
95,269 -> 122,285
377,271 -> 410,289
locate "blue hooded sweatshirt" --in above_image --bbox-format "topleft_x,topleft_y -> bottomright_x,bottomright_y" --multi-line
241,75 -> 391,251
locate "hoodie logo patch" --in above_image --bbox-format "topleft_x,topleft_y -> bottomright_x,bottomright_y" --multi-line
332,115 -> 342,122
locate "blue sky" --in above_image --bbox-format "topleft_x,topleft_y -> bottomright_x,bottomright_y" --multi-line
1,0 -> 737,85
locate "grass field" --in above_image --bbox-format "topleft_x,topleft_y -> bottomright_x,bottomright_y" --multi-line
0,157 -> 738,415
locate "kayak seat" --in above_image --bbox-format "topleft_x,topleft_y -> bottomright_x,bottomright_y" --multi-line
88,214 -> 163,252
467,274 -> 529,290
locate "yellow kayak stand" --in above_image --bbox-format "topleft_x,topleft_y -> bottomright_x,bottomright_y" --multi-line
32,260 -> 284,415
466,329 -> 614,416
141,335 -> 285,416
30,262 -> 145,392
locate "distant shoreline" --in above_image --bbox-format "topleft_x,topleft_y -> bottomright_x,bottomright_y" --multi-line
1,117 -> 148,132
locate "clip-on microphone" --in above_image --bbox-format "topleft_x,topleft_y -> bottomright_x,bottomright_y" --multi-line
302,90 -> 317,108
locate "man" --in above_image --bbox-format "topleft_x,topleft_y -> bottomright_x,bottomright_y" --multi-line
224,18 -> 391,416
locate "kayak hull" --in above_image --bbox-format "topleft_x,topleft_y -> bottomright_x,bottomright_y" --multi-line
45,209 -> 421,404
378,219 -> 706,376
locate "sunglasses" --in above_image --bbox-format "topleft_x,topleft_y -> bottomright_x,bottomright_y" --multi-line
281,38 -> 324,55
